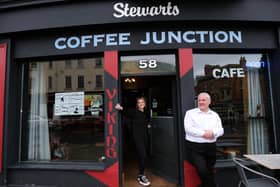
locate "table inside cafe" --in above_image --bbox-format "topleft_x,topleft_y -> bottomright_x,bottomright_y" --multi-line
244,154 -> 280,170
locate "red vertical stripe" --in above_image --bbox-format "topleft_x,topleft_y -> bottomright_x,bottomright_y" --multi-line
104,51 -> 118,80
0,43 -> 7,173
179,48 -> 193,78
86,50 -> 119,186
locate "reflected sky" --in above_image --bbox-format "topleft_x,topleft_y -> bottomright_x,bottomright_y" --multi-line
121,54 -> 175,64
193,54 -> 263,76
121,53 -> 264,77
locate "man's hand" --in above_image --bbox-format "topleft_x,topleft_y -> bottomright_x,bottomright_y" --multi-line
203,130 -> 215,140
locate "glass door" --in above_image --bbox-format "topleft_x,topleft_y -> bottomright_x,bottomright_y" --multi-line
149,77 -> 179,183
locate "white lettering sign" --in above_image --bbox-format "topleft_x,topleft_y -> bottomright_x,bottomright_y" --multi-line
212,68 -> 245,78
54,31 -> 242,50
140,31 -> 242,45
113,2 -> 180,18
138,59 -> 158,69
55,33 -> 131,49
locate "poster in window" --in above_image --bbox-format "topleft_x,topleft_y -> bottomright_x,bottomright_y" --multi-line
84,94 -> 103,117
54,92 -> 84,116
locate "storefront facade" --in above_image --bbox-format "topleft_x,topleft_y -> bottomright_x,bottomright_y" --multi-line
0,1 -> 280,187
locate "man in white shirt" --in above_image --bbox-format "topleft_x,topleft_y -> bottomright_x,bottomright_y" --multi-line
184,92 -> 224,187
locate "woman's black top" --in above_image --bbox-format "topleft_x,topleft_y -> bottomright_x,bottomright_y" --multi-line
122,108 -> 150,143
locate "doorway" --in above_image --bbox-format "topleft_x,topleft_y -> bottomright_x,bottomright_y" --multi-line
120,75 -> 179,187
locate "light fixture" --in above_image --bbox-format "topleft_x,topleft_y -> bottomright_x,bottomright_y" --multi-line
124,78 -> 136,84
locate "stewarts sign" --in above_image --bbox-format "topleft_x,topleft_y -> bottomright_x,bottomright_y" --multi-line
113,2 -> 180,18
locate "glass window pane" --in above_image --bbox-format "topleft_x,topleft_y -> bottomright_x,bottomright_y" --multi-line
21,57 -> 105,162
193,54 -> 274,160
65,76 -> 72,89
121,54 -> 176,75
48,76 -> 52,90
95,75 -> 103,89
78,76 -> 84,89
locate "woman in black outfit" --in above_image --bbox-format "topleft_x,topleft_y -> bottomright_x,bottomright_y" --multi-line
115,96 -> 151,186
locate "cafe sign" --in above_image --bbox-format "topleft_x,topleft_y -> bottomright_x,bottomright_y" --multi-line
212,68 -> 245,79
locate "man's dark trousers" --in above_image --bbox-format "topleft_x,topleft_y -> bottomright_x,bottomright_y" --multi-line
186,141 -> 217,187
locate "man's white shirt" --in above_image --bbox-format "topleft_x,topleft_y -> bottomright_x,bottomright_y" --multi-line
184,108 -> 224,143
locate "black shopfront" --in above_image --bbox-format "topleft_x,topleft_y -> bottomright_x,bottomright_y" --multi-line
0,1 -> 280,187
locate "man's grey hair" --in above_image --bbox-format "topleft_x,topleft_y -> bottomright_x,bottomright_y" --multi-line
198,92 -> 211,102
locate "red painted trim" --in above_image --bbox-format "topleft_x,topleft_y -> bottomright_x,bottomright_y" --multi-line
104,51 -> 118,80
179,48 -> 193,78
86,162 -> 119,187
0,43 -> 7,173
184,161 -> 201,187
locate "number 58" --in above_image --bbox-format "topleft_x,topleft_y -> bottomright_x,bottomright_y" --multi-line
138,59 -> 157,69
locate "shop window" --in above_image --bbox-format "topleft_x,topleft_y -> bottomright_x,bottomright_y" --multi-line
120,54 -> 176,75
95,59 -> 102,68
77,75 -> 84,89
95,75 -> 103,88
193,54 -> 274,160
48,76 -> 52,90
20,57 -> 105,162
65,76 -> 72,89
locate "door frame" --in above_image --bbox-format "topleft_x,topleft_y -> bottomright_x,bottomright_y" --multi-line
118,48 -> 195,187
118,51 -> 187,186
119,75 -> 180,184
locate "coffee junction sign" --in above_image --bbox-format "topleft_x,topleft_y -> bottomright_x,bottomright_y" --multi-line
54,30 -> 242,50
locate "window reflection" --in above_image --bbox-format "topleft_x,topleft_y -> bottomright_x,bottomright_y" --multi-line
21,57 -> 105,162
193,54 -> 273,160
121,54 -> 176,75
